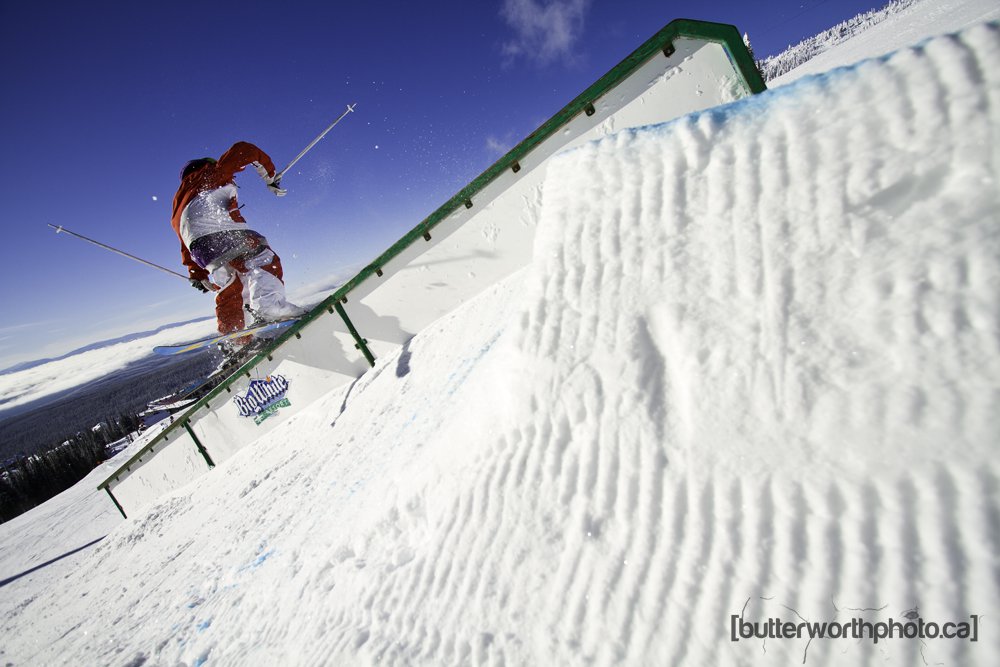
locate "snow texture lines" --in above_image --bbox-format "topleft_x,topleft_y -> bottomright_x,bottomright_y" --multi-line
2,21 -> 1000,667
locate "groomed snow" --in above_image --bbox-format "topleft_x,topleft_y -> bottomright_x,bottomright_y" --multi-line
3,16 -> 1000,667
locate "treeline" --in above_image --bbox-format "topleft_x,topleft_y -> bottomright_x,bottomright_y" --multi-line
0,351 -> 218,524
0,352 -> 217,461
0,411 -> 142,523
754,0 -> 918,82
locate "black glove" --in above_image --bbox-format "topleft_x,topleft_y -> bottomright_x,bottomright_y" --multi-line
191,278 -> 212,293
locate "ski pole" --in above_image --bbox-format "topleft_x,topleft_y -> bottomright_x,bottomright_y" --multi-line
47,224 -> 218,291
274,103 -> 356,182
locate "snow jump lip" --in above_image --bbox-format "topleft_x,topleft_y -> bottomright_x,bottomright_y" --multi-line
97,18 -> 766,518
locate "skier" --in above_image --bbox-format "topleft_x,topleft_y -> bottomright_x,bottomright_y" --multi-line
171,141 -> 306,338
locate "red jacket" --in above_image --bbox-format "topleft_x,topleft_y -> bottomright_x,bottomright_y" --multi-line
171,142 -> 277,281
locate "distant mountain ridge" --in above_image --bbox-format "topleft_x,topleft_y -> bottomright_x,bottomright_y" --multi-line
0,316 -> 212,376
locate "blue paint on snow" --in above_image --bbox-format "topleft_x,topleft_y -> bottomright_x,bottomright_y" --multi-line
444,331 -> 502,398
236,543 -> 276,574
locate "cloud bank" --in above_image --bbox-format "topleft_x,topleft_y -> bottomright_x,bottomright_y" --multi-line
500,0 -> 592,66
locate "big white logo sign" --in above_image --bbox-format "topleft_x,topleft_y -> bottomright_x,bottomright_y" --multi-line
234,375 -> 291,425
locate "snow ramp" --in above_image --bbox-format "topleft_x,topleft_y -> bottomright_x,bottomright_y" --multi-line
98,19 -> 765,517
11,22 -> 999,666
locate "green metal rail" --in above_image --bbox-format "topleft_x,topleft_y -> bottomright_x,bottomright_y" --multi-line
98,18 -> 765,508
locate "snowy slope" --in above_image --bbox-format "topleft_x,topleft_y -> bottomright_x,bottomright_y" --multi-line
3,15 -> 1000,667
768,0 -> 1000,86
0,429 -> 164,623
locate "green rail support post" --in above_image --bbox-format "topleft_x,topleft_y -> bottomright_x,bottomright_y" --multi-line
184,421 -> 216,469
104,486 -> 127,519
335,302 -> 376,367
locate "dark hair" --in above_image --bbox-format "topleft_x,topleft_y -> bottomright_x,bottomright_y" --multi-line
180,157 -> 217,180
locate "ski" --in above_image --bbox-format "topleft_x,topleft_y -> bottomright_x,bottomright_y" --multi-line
153,319 -> 299,356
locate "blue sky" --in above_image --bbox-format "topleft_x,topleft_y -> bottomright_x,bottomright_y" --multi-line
0,0 -> 885,369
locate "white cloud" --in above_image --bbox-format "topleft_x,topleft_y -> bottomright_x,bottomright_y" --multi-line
0,320 -> 60,335
500,0 -> 592,66
485,136 -> 511,156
